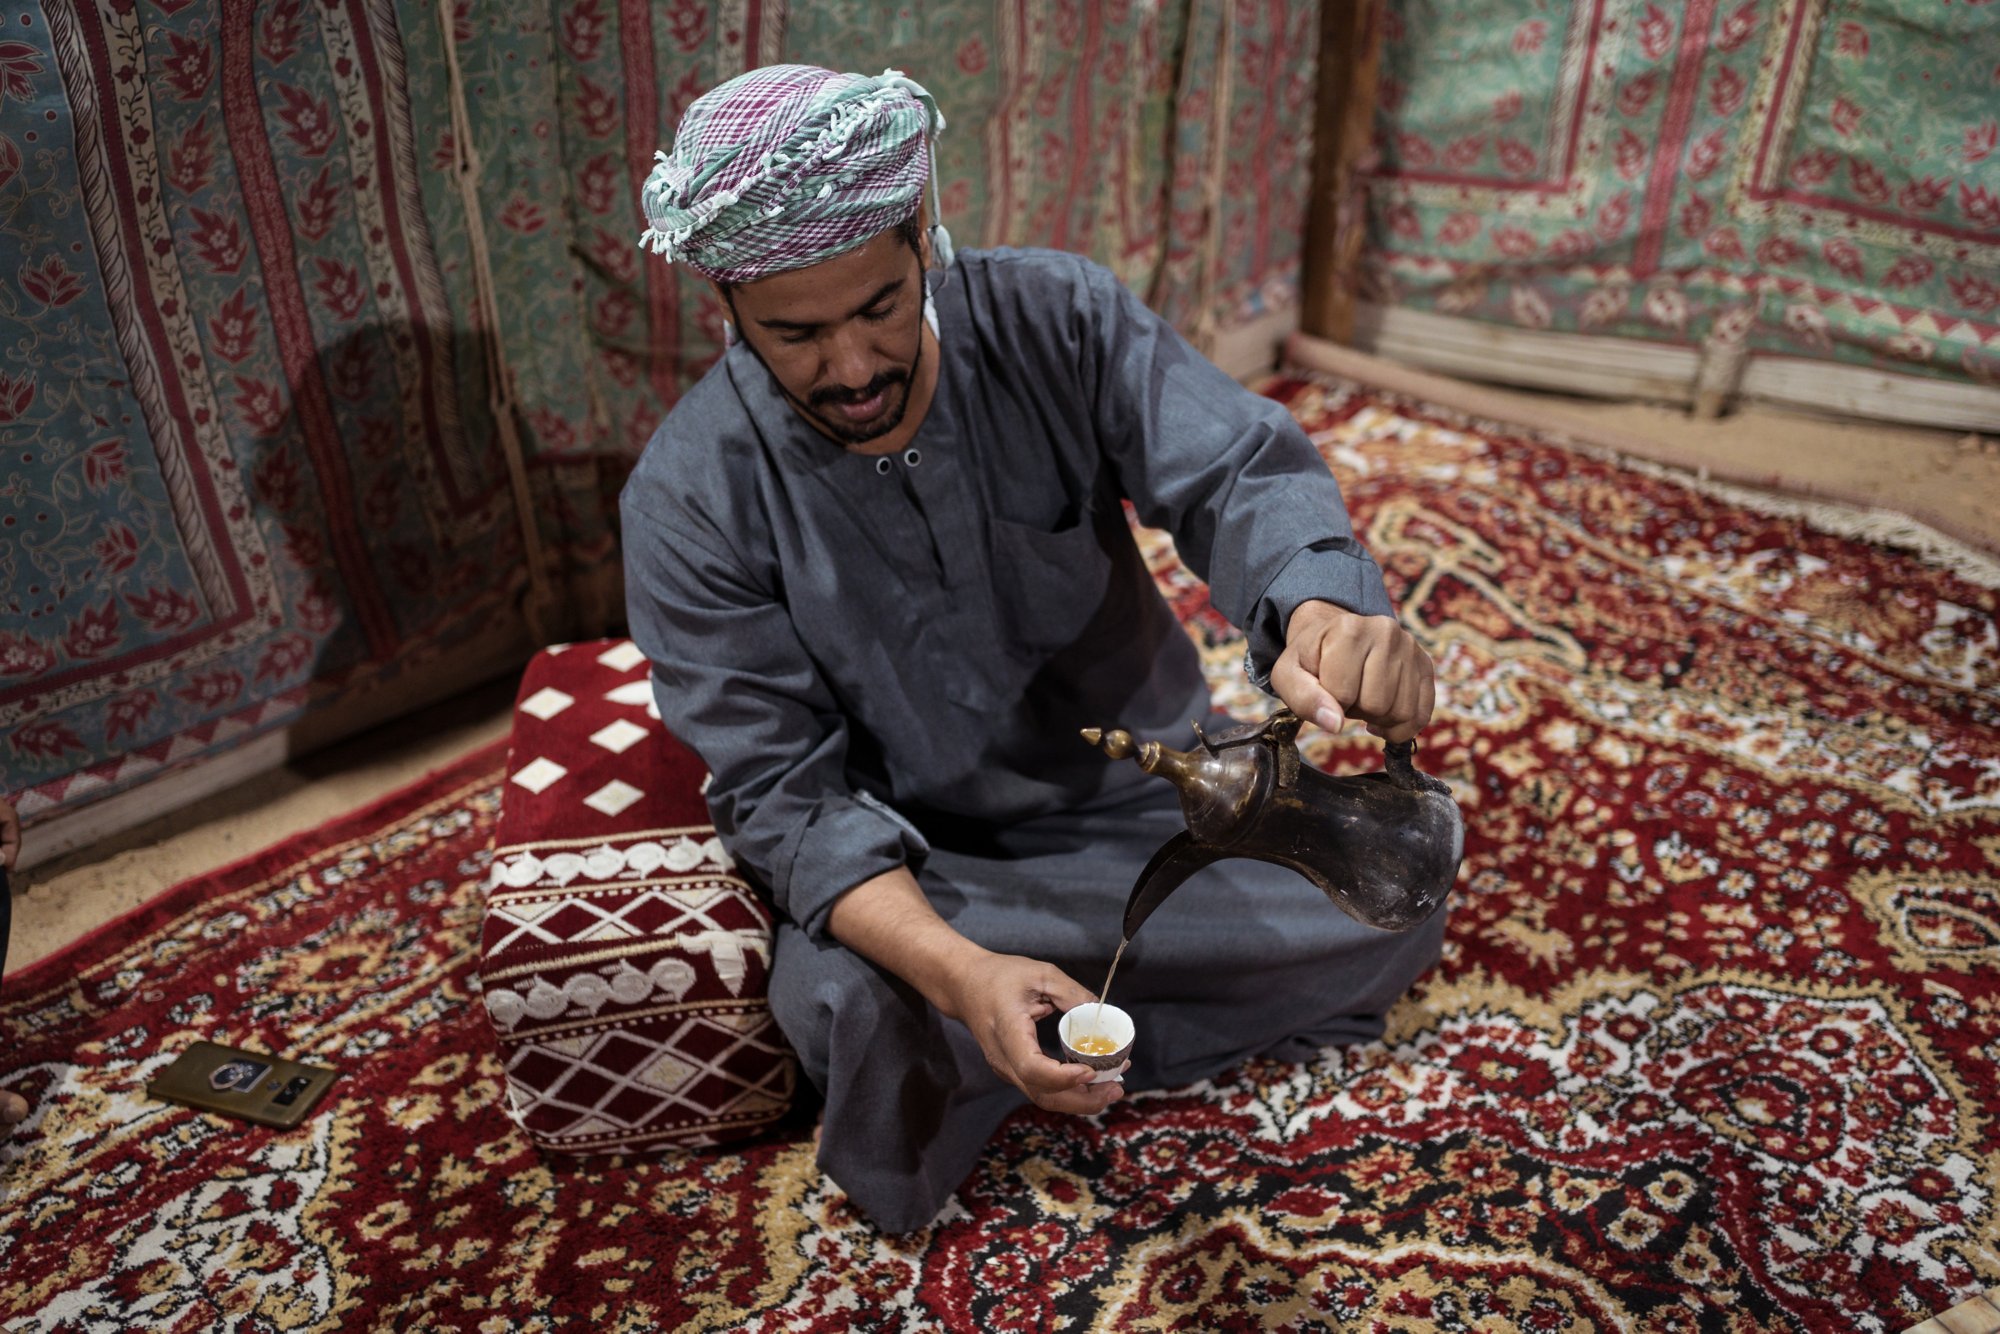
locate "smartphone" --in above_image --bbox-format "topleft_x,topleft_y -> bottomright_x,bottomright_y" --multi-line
147,1041 -> 341,1129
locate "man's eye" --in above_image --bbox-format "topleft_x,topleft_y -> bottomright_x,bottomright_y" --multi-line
861,304 -> 896,323
777,330 -> 814,345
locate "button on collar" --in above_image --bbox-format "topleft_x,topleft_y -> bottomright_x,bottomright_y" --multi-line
872,449 -> 923,474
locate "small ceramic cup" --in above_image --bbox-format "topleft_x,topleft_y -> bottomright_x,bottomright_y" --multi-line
1058,1002 -> 1135,1084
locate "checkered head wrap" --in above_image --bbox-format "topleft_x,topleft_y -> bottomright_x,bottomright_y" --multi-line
639,64 -> 946,285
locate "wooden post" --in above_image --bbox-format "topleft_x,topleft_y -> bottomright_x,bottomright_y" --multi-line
1301,0 -> 1383,345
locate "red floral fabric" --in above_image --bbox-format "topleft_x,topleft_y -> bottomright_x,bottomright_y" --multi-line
3,0 -> 1314,837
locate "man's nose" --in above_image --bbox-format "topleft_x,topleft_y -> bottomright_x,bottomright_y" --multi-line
823,325 -> 875,389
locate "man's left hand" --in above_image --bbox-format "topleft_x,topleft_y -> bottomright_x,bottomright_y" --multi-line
1270,600 -> 1435,743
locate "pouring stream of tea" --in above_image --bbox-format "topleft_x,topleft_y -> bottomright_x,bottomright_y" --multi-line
1075,936 -> 1132,1053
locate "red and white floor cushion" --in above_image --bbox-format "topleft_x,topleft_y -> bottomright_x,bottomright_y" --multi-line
479,639 -> 796,1151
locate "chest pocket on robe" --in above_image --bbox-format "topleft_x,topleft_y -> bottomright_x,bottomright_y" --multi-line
976,509 -> 1117,673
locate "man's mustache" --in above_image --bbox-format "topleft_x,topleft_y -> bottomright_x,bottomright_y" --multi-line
810,370 -> 906,409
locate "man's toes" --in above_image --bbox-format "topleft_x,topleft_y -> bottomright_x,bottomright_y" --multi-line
0,1090 -> 28,1125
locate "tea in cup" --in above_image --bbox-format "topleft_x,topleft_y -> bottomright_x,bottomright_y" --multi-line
1058,1002 -> 1134,1083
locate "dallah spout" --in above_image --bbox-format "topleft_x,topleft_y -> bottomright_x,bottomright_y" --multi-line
1080,724 -> 1264,847
1079,728 -> 1213,793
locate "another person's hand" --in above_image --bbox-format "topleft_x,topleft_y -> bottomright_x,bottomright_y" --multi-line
1272,600 -> 1436,743
938,951 -> 1123,1116
0,796 -> 18,872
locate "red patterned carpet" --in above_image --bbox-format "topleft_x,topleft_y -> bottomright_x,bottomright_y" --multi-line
4,373 -> 1997,1332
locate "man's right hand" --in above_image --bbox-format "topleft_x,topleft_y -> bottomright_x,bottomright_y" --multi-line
935,951 -> 1124,1116
828,866 -> 1124,1116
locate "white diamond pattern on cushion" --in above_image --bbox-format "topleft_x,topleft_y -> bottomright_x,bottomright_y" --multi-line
502,1011 -> 792,1145
511,757 -> 568,793
604,679 -> 662,719
519,687 -> 577,720
583,779 -> 645,817
589,719 -> 650,754
595,641 -> 647,672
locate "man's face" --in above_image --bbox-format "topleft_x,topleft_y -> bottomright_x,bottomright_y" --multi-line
723,227 -> 927,446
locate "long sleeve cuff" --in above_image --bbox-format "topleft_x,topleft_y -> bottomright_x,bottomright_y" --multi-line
1244,541 -> 1395,692
773,790 -> 933,940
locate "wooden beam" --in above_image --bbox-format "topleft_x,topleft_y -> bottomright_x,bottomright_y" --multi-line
1301,0 -> 1383,344
1902,1286 -> 2000,1334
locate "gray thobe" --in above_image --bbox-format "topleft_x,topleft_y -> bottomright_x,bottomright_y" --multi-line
620,248 -> 1446,1233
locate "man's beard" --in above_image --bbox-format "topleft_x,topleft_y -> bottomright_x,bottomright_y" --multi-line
796,327 -> 925,445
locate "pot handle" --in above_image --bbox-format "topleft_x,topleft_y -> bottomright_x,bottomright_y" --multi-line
1383,738 -> 1454,796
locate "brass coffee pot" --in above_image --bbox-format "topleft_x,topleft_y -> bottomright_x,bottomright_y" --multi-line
1080,709 -> 1463,938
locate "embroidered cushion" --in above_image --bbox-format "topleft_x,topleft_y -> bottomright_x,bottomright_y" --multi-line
480,639 -> 796,1151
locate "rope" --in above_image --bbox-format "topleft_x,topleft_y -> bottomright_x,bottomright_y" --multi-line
436,0 -> 558,645
1187,0 -> 1237,356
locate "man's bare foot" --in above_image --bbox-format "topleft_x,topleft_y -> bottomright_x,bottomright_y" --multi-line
0,1089 -> 27,1126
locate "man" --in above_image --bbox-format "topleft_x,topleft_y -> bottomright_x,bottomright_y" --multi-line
622,65 -> 1447,1233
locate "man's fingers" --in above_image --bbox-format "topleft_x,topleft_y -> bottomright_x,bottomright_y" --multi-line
1382,657 -> 1423,742
993,1010 -> 1122,1115
1040,969 -> 1098,1016
992,1006 -> 1056,1085
1031,1068 -> 1125,1116
1270,649 -> 1346,733
1401,665 -> 1433,741
964,956 -> 1133,1117
1358,644 -> 1408,724
1372,646 -> 1437,742
1016,1051 -> 1090,1094
1320,633 -> 1372,726
1011,1051 -> 1120,1117
1280,607 -> 1439,743
994,994 -> 1094,1090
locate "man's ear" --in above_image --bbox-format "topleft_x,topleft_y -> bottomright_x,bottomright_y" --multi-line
710,281 -> 740,348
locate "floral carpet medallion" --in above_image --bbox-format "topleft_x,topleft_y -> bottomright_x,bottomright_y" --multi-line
3,373 -> 1996,1331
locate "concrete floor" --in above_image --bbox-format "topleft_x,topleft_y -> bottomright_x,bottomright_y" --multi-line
7,675 -> 519,975
9,385 -> 1999,976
